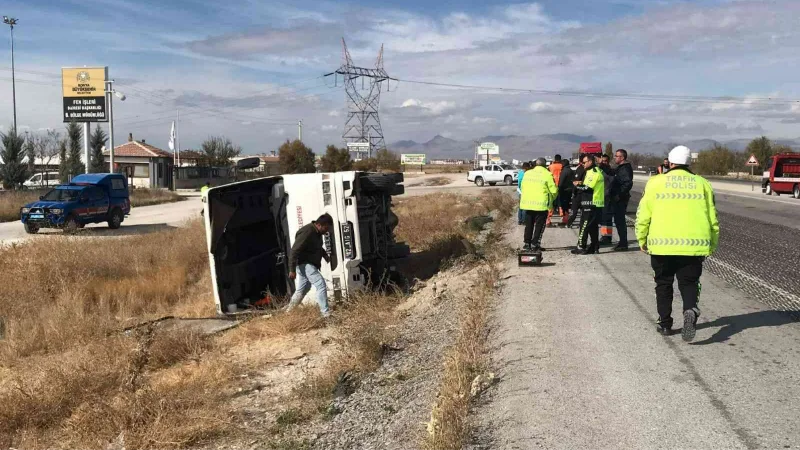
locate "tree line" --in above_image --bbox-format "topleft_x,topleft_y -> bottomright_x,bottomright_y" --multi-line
0,122 -> 109,189
597,137 -> 790,176
278,139 -> 401,174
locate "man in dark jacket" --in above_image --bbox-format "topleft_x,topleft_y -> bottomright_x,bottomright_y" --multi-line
611,149 -> 634,251
286,213 -> 333,317
557,160 -> 574,227
567,157 -> 586,228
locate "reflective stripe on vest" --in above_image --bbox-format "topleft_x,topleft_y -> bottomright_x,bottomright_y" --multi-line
637,170 -> 715,256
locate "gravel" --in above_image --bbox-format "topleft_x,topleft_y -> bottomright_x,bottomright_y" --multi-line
305,261 -> 483,450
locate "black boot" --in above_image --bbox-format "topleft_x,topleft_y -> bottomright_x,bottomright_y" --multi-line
522,243 -> 532,251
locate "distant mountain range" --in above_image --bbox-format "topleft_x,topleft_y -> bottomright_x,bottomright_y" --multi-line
388,134 -> 800,160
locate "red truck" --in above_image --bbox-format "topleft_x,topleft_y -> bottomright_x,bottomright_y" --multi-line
762,153 -> 800,198
580,142 -> 603,156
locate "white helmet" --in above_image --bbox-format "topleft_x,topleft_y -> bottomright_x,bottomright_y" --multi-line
668,145 -> 692,166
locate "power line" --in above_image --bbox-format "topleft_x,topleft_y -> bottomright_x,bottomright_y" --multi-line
396,78 -> 800,105
113,76 -> 328,125
116,82 -> 337,129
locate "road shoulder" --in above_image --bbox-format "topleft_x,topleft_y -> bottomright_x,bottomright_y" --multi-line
470,221 -> 800,449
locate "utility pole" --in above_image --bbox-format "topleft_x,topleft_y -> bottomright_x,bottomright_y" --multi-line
3,16 -> 18,133
298,119 -> 303,142
83,122 -> 90,173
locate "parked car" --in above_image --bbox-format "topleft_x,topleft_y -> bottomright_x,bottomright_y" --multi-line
467,164 -> 519,187
204,171 -> 409,315
22,172 -> 60,189
19,173 -> 131,234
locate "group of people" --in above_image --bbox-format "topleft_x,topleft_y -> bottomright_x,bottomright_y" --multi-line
518,149 -> 633,254
518,145 -> 720,342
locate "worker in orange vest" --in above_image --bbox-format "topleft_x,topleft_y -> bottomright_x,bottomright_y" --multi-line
546,155 -> 564,227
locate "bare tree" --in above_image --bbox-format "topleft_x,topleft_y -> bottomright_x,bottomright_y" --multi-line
36,129 -> 62,173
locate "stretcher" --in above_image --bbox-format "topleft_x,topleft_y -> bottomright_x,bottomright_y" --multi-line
517,249 -> 543,266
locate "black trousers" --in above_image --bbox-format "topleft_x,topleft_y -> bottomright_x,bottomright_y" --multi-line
559,193 -> 572,217
601,202 -> 613,227
650,255 -> 703,328
577,206 -> 599,249
567,193 -> 581,227
612,198 -> 630,246
524,210 -> 548,246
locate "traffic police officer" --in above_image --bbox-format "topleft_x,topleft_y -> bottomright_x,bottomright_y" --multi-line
636,145 -> 720,342
572,155 -> 604,255
520,157 -> 557,251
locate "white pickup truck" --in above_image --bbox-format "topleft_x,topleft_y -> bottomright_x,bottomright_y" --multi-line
467,164 -> 519,187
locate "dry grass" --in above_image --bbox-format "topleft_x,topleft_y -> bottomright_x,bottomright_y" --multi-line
130,188 -> 184,207
0,190 -> 42,222
219,305 -> 325,347
0,187 -> 183,223
0,219 -> 231,449
394,190 -> 516,251
423,264 -> 499,450
296,291 -> 400,412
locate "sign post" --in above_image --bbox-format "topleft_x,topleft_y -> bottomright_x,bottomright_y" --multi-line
346,142 -> 370,162
475,142 -> 500,167
63,67 -> 108,173
400,154 -> 426,165
745,154 -> 759,192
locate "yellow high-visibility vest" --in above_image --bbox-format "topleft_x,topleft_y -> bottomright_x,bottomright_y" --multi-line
635,168 -> 720,256
520,166 -> 557,211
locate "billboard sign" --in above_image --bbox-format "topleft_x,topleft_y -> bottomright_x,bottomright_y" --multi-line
62,67 -> 108,122
478,142 -> 500,155
401,154 -> 426,165
346,142 -> 370,150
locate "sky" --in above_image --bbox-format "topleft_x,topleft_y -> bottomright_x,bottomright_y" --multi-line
1,0 -> 800,154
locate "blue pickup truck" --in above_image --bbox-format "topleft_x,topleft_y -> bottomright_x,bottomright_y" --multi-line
20,173 -> 131,234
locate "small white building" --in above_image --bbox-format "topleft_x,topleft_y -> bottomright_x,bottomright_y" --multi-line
103,134 -> 173,188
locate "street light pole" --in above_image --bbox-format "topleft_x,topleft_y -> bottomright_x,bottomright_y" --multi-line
3,16 -> 18,133
106,80 -> 115,172
104,80 -> 126,173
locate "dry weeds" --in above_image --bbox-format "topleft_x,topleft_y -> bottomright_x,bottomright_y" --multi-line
423,264 -> 500,450
0,187 -> 183,223
296,291 -> 400,412
394,190 -> 515,252
0,219 -> 228,449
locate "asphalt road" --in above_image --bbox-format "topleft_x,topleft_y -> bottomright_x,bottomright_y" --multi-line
0,193 -> 202,245
474,223 -> 800,450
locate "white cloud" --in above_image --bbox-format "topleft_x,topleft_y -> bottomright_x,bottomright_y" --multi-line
530,102 -> 570,114
322,124 -> 338,131
328,110 -> 341,117
472,116 -> 496,124
400,98 -> 458,116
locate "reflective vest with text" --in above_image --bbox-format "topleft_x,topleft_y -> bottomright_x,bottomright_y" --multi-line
635,168 -> 720,256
